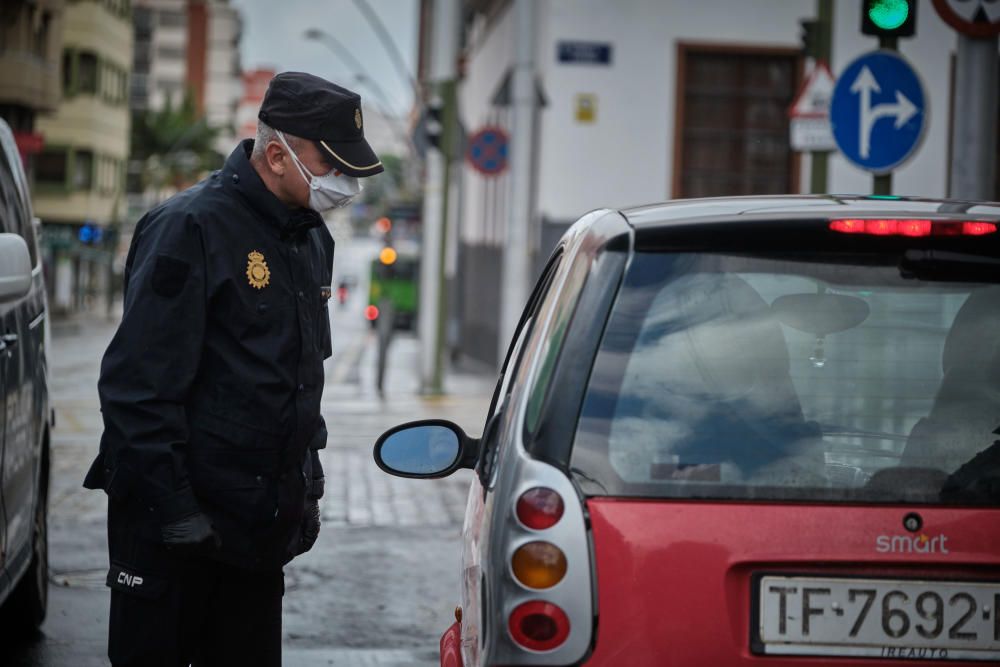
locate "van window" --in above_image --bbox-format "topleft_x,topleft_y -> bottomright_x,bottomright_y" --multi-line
0,141 -> 39,266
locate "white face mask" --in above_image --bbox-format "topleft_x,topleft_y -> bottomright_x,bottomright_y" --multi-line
277,131 -> 362,212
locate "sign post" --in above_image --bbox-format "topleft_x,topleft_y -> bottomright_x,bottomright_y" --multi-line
830,50 -> 927,194
932,0 -> 1000,200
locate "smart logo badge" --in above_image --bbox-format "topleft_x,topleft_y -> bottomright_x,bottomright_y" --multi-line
876,532 -> 950,554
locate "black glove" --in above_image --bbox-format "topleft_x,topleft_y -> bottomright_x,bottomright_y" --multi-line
161,512 -> 221,555
300,500 -> 321,553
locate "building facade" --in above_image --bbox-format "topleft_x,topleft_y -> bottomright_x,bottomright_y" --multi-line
131,0 -> 188,112
444,0 -> 1000,366
0,0 -> 66,163
32,0 -> 132,314
188,0 -> 242,154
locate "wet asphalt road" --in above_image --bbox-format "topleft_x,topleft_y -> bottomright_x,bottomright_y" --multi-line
6,237 -> 493,666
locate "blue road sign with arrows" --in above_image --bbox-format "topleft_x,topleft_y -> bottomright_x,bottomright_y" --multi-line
830,50 -> 927,174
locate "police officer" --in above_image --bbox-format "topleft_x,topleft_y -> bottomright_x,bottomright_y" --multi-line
84,72 -> 383,666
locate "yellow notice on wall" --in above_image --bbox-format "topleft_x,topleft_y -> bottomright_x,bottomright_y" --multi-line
575,94 -> 597,123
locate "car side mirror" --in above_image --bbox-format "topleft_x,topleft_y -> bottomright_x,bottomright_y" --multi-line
0,233 -> 32,304
373,419 -> 481,479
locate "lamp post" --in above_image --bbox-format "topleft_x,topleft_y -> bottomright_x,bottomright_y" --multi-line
302,29 -> 417,166
302,28 -> 402,112
349,0 -> 420,100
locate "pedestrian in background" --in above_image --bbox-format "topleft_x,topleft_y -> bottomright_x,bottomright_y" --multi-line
84,72 -> 383,666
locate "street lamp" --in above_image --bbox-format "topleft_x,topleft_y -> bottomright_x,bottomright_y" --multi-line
302,28 -> 402,113
348,0 -> 420,99
301,29 -> 415,158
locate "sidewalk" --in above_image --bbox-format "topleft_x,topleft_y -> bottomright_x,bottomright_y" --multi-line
10,311 -> 494,666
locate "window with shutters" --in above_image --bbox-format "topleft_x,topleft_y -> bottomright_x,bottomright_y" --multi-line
673,45 -> 801,198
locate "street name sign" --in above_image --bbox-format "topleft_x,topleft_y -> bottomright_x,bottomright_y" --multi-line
789,62 -> 836,151
830,50 -> 926,174
933,0 -> 1000,37
557,41 -> 613,65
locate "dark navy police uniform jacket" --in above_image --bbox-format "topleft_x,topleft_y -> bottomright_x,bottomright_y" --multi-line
85,140 -> 333,570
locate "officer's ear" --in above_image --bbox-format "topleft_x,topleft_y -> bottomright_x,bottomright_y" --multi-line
263,140 -> 289,177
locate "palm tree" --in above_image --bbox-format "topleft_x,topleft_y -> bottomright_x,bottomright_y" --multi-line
130,91 -> 222,192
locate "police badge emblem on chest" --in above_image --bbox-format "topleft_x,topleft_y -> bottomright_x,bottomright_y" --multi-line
246,250 -> 271,289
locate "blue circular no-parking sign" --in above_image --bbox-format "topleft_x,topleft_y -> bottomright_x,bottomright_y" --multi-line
830,50 -> 927,174
467,126 -> 509,176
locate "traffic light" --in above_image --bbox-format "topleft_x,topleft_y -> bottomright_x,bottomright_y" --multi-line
861,0 -> 916,38
800,19 -> 820,59
424,97 -> 444,150
379,246 -> 398,266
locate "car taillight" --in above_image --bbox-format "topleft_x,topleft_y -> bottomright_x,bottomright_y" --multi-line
511,541 -> 567,589
963,222 -> 997,235
365,305 -> 379,320
829,219 -> 998,237
515,487 -> 564,530
508,600 -> 570,652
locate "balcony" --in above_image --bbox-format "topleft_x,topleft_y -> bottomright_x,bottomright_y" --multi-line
0,50 -> 60,112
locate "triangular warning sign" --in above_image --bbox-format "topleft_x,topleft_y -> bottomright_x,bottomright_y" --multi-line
789,61 -> 835,119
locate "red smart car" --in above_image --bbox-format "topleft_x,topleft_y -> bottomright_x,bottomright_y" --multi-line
375,196 -> 1000,666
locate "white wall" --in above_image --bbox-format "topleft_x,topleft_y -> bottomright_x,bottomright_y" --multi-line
458,6 -> 516,246
458,0 -> 999,240
534,0 -> 813,222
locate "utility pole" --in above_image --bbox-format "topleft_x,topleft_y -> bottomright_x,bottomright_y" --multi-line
418,0 -> 460,395
498,0 -> 537,365
949,35 -> 998,200
810,0 -> 833,194
871,31 -> 898,196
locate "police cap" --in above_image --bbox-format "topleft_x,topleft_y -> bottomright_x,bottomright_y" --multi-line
258,72 -> 384,177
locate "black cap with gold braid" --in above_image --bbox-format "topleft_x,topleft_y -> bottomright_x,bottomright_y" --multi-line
258,71 -> 384,178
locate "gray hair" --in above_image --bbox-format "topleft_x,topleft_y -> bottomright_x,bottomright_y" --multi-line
252,121 -> 303,160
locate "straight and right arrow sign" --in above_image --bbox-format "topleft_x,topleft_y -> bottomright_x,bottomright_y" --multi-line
849,65 -> 919,160
830,50 -> 927,174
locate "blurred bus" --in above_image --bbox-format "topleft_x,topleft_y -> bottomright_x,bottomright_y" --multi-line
367,250 -> 418,331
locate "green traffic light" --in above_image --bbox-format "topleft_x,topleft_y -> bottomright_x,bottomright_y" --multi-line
868,0 -> 909,31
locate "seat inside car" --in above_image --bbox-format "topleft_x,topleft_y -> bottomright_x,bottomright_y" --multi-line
632,273 -> 822,480
902,286 -> 1000,474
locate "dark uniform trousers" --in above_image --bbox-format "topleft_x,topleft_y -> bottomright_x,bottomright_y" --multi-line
107,501 -> 283,667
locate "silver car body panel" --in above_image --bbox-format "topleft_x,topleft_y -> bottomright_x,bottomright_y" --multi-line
464,210 -> 627,666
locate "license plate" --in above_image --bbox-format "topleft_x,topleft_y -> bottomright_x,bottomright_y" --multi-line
758,576 -> 1000,661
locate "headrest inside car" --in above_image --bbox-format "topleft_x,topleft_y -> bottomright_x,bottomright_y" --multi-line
942,286 -> 1000,375
771,293 -> 870,336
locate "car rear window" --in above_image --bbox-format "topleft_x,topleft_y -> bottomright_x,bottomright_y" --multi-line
571,250 -> 1000,506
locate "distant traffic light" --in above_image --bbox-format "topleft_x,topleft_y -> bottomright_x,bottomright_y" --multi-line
379,247 -> 398,266
861,0 -> 916,38
800,19 -> 820,59
375,217 -> 392,234
425,97 -> 444,150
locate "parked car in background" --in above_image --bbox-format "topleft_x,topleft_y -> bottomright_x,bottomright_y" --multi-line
0,118 -> 52,632
375,196 -> 1000,666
